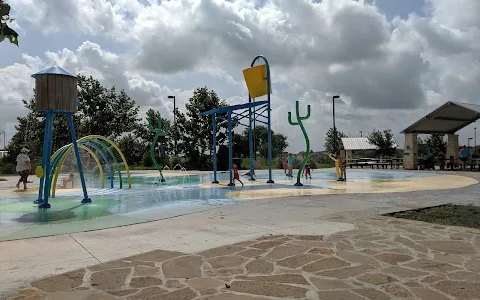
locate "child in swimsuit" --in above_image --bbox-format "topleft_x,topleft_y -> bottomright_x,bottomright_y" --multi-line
59,173 -> 75,189
338,152 -> 347,181
233,164 -> 244,186
304,162 -> 312,179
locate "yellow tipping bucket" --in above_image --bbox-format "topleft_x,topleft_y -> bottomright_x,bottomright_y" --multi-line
242,64 -> 272,98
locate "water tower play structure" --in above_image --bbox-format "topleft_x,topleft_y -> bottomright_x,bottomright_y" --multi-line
32,66 -> 91,208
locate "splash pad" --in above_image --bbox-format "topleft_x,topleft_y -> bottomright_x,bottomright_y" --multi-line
0,169 -> 476,241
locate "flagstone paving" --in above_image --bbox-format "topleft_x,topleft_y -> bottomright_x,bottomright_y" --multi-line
6,212 -> 480,300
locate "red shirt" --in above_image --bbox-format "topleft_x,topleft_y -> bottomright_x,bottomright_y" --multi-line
233,166 -> 240,180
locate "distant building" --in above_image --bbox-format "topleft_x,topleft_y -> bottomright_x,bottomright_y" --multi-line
341,137 -> 378,162
0,151 -> 8,159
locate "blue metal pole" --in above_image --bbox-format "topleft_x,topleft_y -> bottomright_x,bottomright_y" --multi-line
264,58 -> 274,184
248,96 -> 255,181
35,114 -> 50,204
251,55 -> 274,183
227,111 -> 234,186
67,113 -> 91,203
212,113 -> 219,184
39,111 -> 54,208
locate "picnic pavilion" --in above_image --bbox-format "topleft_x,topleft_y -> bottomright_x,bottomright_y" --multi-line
401,101 -> 480,170
341,137 -> 377,163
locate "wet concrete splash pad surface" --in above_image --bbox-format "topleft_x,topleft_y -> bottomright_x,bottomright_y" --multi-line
0,170 -> 475,241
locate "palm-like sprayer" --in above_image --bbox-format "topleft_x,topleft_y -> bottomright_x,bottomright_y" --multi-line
148,117 -> 169,182
288,101 -> 311,186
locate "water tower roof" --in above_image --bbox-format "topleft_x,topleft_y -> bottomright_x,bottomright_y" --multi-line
31,66 -> 76,79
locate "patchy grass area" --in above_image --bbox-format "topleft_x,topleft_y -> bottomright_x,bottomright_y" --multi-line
386,204 -> 480,229
0,178 -> 6,181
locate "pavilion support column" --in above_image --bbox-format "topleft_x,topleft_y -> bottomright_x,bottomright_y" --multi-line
345,150 -> 352,163
403,133 -> 418,170
446,134 -> 459,166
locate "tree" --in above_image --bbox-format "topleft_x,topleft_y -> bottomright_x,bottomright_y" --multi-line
233,132 -> 248,157
3,99 -> 44,164
135,109 -> 171,156
367,129 -> 397,157
418,136 -> 427,158
77,75 -> 140,138
324,127 -> 347,154
0,1 -> 19,46
177,87 -> 229,169
425,134 -> 446,155
271,130 -> 289,157
419,134 -> 446,158
5,76 -> 141,165
241,126 -> 288,159
116,133 -> 145,166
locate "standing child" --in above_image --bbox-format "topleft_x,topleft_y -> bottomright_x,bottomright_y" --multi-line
287,153 -> 294,177
447,155 -> 455,171
232,164 -> 244,186
282,155 -> 288,174
338,152 -> 347,181
437,149 -> 446,171
304,162 -> 312,179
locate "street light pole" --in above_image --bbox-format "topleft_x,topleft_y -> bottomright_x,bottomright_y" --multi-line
475,127 -> 477,154
168,95 -> 177,158
468,137 -> 473,148
332,95 -> 340,153
1,131 -> 4,150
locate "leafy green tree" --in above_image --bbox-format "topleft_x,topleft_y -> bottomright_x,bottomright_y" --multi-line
116,133 -> 145,166
177,87 -> 228,169
271,130 -> 289,157
324,127 -> 347,154
367,129 -> 397,157
418,134 -> 446,158
0,1 -> 18,46
4,76 -> 141,169
233,132 -> 248,157
425,134 -> 446,155
241,126 -> 288,159
418,136 -> 427,158
135,109 -> 171,155
77,75 -> 140,138
4,99 -> 44,164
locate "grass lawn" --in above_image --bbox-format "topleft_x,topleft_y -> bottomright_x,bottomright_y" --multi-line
0,178 -> 6,181
386,204 -> 480,229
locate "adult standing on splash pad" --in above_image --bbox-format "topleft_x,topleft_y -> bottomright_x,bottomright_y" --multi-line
158,141 -> 166,165
15,147 -> 31,190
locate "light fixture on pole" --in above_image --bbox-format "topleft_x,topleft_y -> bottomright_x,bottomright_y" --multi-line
332,95 -> 340,153
468,137 -> 473,148
167,95 -> 177,157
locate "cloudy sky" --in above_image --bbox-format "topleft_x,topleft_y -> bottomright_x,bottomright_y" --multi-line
1,0 -> 480,152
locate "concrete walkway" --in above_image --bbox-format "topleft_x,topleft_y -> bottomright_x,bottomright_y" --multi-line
2,171 -> 480,299
7,216 -> 480,299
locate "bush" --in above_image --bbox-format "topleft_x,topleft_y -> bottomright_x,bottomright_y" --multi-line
30,157 -> 42,171
1,163 -> 16,175
273,157 -> 283,169
143,153 -> 153,167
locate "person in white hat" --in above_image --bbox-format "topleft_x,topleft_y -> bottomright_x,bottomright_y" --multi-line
15,147 -> 31,190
